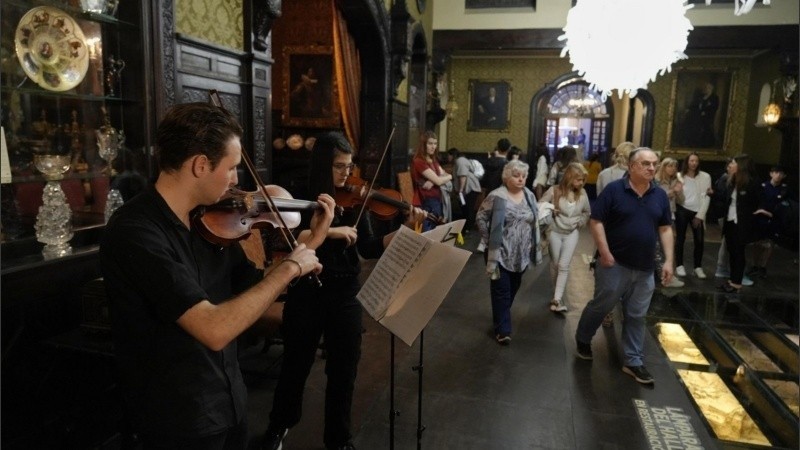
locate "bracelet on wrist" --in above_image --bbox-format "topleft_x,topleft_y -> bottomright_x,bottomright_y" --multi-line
282,258 -> 303,278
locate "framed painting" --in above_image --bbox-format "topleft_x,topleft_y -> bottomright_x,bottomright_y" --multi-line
282,45 -> 339,128
666,68 -> 736,154
466,0 -> 535,9
468,79 -> 511,131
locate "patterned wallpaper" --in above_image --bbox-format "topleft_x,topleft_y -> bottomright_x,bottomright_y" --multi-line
448,56 -> 573,154
176,0 -> 244,50
448,55 -> 759,160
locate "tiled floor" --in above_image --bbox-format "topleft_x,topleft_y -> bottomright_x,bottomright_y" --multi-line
242,224 -> 800,449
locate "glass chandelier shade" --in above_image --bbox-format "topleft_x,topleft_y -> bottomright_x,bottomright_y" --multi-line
762,103 -> 781,126
559,0 -> 693,100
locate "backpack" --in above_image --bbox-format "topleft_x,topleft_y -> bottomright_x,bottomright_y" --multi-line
469,159 -> 484,180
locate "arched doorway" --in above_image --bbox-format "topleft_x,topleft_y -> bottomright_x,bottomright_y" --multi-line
528,73 -> 614,165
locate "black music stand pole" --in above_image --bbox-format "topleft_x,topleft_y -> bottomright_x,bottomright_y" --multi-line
412,330 -> 425,450
389,333 -> 398,450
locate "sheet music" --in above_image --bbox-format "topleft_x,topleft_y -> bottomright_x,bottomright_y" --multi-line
357,226 -> 430,320
357,223 -> 471,346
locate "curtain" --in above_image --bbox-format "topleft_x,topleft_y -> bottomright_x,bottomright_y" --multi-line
332,1 -> 361,152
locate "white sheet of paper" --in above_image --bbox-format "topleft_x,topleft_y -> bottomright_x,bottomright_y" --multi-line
357,226 -> 429,320
459,192 -> 466,205
1,127 -> 11,184
421,219 -> 465,245
357,225 -> 471,346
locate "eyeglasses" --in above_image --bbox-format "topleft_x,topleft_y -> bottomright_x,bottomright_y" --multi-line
635,161 -> 659,169
333,163 -> 356,173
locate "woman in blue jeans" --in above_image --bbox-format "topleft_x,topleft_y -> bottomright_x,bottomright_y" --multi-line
476,160 -> 542,345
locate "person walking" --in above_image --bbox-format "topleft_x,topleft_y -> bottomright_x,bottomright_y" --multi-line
575,148 -> 674,385
673,153 -> 712,280
447,147 -> 482,233
539,162 -> 590,313
595,141 -> 635,327
476,160 -> 542,345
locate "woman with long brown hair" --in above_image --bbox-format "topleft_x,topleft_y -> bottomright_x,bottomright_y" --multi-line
719,154 -> 761,293
411,131 -> 452,231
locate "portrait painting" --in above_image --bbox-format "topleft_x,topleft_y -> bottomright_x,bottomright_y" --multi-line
468,79 -> 511,131
667,69 -> 735,153
282,46 -> 339,128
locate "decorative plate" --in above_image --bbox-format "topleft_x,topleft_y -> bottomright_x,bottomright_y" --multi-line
286,134 -> 304,150
15,6 -> 89,92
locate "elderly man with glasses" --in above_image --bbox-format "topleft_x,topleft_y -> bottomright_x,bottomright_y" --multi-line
574,147 -> 674,385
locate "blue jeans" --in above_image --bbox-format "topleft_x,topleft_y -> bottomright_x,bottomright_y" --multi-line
420,197 -> 443,232
575,263 -> 654,366
490,265 -> 524,336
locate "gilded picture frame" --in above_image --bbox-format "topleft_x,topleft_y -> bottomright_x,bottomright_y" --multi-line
282,45 -> 339,128
468,79 -> 511,132
666,68 -> 736,155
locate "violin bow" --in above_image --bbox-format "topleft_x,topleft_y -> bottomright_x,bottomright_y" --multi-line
353,126 -> 396,228
209,90 -> 322,286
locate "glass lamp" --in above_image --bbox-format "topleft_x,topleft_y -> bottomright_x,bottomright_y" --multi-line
33,155 -> 73,258
762,103 -> 781,126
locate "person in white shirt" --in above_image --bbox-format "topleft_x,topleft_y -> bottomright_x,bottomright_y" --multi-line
673,153 -> 712,279
539,163 -> 591,313
596,142 -> 636,194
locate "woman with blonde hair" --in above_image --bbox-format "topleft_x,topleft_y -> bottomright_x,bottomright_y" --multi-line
411,131 -> 452,231
540,162 -> 591,312
654,157 -> 685,288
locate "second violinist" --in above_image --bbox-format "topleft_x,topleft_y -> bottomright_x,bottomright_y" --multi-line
261,131 -> 426,450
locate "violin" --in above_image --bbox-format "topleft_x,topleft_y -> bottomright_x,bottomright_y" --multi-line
335,174 -> 444,224
193,185 -> 325,246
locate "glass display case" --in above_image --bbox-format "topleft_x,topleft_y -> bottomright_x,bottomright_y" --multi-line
648,291 -> 799,449
1,0 -> 153,257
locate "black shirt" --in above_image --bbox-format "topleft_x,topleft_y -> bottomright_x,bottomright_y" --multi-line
100,187 -> 262,438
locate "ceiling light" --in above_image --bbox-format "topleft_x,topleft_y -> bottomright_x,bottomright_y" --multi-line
559,0 -> 693,100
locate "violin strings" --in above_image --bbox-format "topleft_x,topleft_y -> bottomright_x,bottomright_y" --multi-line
209,91 -> 323,287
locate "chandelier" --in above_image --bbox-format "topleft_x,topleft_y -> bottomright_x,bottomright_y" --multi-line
568,87 -> 597,116
559,0 -> 693,100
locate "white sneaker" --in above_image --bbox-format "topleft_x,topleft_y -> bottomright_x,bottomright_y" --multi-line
694,268 -> 707,279
741,275 -> 754,286
675,266 -> 687,277
664,277 -> 685,288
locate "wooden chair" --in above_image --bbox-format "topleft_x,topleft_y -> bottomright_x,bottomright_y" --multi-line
397,171 -> 414,204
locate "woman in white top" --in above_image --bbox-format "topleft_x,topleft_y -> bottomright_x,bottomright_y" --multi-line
674,153 -> 712,279
596,141 -> 635,194
540,162 -> 591,312
531,145 -> 550,200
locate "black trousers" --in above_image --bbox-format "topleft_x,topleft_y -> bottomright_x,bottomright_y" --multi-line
674,204 -> 705,268
268,276 -> 362,448
463,190 -> 480,232
723,220 -> 746,284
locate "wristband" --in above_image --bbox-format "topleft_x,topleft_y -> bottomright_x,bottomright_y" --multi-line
282,257 -> 303,278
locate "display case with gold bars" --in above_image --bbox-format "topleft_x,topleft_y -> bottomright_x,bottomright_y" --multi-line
647,291 -> 799,449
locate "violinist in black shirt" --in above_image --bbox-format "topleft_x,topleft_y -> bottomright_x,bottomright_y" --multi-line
100,102 -> 336,449
261,132 -> 425,450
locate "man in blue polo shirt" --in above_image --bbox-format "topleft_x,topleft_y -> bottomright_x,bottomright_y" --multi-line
574,147 -> 674,384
